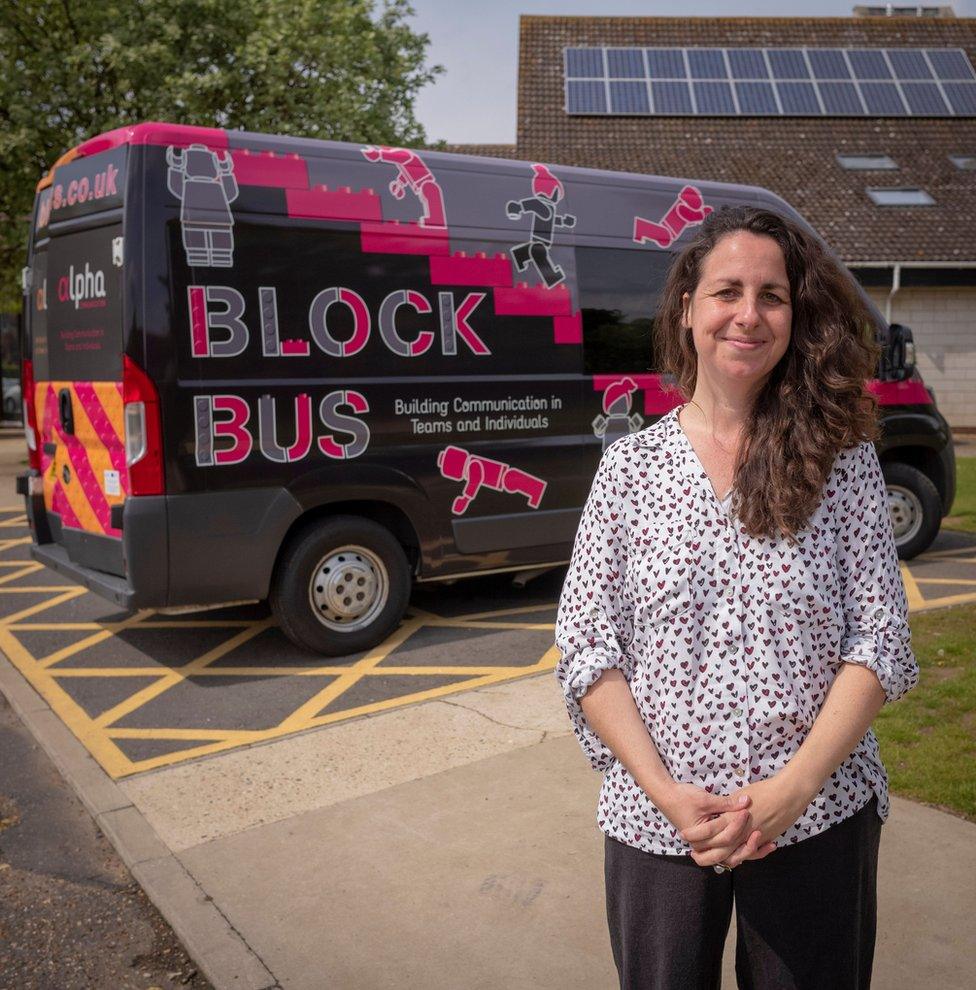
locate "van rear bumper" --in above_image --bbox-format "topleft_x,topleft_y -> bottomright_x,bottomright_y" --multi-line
21,478 -> 303,612
31,542 -> 140,609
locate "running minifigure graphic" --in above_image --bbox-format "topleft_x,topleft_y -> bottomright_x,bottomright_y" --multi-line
361,146 -> 446,227
166,144 -> 239,268
592,377 -> 643,451
506,164 -> 576,289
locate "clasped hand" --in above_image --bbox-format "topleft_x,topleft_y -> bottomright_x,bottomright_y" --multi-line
659,777 -> 810,869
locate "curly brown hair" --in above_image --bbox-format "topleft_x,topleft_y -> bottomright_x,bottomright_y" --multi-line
653,205 -> 881,543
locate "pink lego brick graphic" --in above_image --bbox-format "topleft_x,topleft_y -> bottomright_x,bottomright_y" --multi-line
429,252 -> 512,287
633,185 -> 713,249
553,310 -> 582,344
281,339 -> 310,357
493,281 -> 572,317
360,220 -> 450,256
75,123 -> 229,157
231,149 -> 309,189
867,378 -> 932,406
361,146 -> 446,227
286,185 -> 382,222
592,373 -> 681,415
437,445 -> 547,516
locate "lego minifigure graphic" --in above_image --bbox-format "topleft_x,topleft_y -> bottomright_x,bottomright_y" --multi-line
592,377 -> 644,451
437,445 -> 547,516
506,164 -> 576,289
361,146 -> 446,227
633,185 -> 712,249
166,144 -> 239,268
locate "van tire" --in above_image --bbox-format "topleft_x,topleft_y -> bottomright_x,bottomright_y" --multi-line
882,462 -> 941,561
269,515 -> 412,656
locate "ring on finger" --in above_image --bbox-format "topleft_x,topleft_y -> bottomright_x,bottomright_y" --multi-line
712,861 -> 734,874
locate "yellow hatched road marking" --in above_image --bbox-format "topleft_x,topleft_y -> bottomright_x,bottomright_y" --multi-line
92,617 -> 277,729
900,562 -> 924,611
0,563 -> 45,585
0,588 -> 88,625
0,626 -> 134,776
913,577 -> 976,587
0,537 -> 32,552
0,515 -> 28,527
276,616 -> 424,731
40,609 -> 156,668
911,590 -> 976,610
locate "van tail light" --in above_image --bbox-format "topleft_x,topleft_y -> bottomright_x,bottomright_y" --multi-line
22,359 -> 40,472
122,355 -> 164,495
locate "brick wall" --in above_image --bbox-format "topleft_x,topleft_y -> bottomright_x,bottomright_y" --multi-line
866,286 -> 976,429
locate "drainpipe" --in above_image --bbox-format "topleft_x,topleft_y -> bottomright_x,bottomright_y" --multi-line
885,262 -> 901,326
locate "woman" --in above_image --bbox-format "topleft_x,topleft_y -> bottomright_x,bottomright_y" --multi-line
554,206 -> 918,990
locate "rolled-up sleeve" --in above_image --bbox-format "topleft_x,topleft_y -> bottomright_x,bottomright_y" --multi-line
554,440 -> 635,771
833,441 -> 919,705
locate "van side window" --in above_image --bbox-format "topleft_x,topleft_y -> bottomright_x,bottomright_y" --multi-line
576,247 -> 675,375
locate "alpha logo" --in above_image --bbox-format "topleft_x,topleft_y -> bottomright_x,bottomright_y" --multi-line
166,144 -> 239,268
361,146 -> 446,227
592,377 -> 643,451
506,164 -> 576,289
58,263 -> 106,310
436,445 -> 547,515
633,185 -> 712,249
187,285 -> 489,360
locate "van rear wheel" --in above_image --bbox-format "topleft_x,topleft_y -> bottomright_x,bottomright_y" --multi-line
270,516 -> 412,656
882,462 -> 941,561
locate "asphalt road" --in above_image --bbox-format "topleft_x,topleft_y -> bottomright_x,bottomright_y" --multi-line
0,691 -> 212,990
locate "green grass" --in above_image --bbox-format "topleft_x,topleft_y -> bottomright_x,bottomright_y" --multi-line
944,455 -> 976,533
874,603 -> 976,821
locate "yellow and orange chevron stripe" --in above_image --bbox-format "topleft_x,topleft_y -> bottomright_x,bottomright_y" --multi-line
35,381 -> 127,537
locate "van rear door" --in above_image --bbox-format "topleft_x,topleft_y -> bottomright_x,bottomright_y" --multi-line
29,148 -> 128,576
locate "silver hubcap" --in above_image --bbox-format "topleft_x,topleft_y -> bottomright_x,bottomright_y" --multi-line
887,485 -> 922,545
308,545 -> 388,631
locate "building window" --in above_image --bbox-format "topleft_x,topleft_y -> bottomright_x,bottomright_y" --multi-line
837,154 -> 898,169
866,187 -> 936,205
949,155 -> 976,169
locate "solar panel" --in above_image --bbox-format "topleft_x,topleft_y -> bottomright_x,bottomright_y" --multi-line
646,49 -> 686,79
768,49 -> 809,80
563,46 -> 976,116
927,50 -> 976,81
607,48 -> 645,79
565,48 -> 604,79
728,49 -> 768,80
943,82 -> 976,115
819,81 -> 864,114
777,81 -> 820,114
901,82 -> 950,115
735,81 -> 778,114
860,82 -> 907,115
567,80 -> 607,114
887,49 -> 932,81
693,81 -> 736,114
848,50 -> 892,80
651,80 -> 694,113
808,49 -> 851,80
610,80 -> 650,113
688,49 -> 727,80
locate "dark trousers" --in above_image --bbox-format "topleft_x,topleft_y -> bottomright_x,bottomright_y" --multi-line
604,796 -> 881,990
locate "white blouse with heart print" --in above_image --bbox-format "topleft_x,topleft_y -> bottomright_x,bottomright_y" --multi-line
554,404 -> 919,856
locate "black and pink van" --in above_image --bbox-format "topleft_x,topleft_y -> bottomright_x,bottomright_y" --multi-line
17,122 -> 954,654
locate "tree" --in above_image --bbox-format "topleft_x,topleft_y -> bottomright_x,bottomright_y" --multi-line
0,0 -> 442,308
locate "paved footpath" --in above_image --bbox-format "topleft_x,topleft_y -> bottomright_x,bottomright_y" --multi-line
1,430 -> 975,988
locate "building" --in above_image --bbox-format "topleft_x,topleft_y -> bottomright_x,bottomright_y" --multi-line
450,12 -> 976,428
